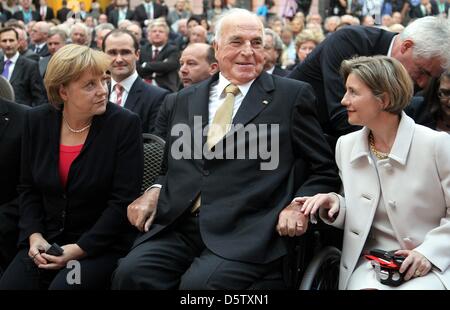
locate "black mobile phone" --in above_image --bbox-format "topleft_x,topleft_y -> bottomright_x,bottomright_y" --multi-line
46,243 -> 64,256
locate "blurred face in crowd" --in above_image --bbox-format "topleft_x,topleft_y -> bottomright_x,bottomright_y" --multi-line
14,28 -> 28,52
179,44 -> 218,87
0,30 -> 19,58
187,19 -> 200,35
127,24 -> 142,42
214,14 -> 265,85
98,14 -> 108,24
149,25 -> 168,47
392,12 -> 402,25
297,40 -> 316,62
71,25 -> 88,45
189,25 -> 207,43
47,33 -> 66,55
31,22 -> 48,44
397,40 -> 444,88
263,34 -> 278,70
438,75 -> 450,118
104,33 -> 139,82
290,18 -> 303,34
280,29 -> 292,45
178,19 -> 188,36
96,29 -> 112,50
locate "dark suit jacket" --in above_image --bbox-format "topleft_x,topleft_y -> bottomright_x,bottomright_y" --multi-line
56,7 -> 71,22
38,55 -> 50,78
39,6 -> 55,21
0,99 -> 29,268
133,72 -> 340,264
0,99 -> 29,206
0,56 -> 46,107
410,1 -> 439,18
288,26 -> 396,138
18,103 -> 143,256
154,92 -> 176,140
29,43 -> 50,57
272,65 -> 289,77
12,10 -> 40,22
110,76 -> 169,133
138,43 -> 180,92
108,8 -> 135,27
19,49 -> 40,62
133,3 -> 166,27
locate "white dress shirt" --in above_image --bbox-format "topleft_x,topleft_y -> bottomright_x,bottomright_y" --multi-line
3,52 -> 20,81
110,71 -> 138,107
208,73 -> 254,124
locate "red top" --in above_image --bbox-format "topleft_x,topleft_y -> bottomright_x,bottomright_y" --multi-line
59,144 -> 83,188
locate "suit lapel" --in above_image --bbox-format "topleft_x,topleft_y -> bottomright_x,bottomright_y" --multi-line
124,77 -> 142,112
232,72 -> 274,127
9,56 -> 23,85
0,101 -> 9,141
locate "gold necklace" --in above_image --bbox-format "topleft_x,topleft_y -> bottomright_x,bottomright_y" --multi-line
369,132 -> 389,160
63,116 -> 91,134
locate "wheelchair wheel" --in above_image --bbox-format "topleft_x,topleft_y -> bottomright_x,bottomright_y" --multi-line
299,246 -> 341,290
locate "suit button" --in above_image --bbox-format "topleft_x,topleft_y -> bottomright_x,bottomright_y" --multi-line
59,228 -> 64,232
388,200 -> 396,208
62,194 -> 66,199
62,211 -> 66,218
203,170 -> 210,176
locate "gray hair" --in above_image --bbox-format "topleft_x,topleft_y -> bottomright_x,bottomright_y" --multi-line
264,28 -> 283,52
95,23 -> 115,33
400,16 -> 450,69
214,8 -> 264,43
48,28 -> 68,42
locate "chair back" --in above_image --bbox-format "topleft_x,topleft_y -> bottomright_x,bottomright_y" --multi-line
141,133 -> 165,193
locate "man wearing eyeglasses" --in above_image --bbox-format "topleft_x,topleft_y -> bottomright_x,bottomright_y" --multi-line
288,16 -> 450,140
103,29 -> 169,133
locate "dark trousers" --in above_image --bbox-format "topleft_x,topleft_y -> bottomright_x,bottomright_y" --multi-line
112,211 -> 283,290
0,200 -> 19,274
0,248 -> 123,290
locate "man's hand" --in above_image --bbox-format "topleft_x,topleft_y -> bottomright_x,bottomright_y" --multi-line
127,187 -> 160,232
276,201 -> 309,237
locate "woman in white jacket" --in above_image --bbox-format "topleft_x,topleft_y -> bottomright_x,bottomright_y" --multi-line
300,55 -> 450,290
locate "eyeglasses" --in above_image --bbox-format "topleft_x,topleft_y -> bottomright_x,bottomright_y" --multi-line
438,89 -> 450,101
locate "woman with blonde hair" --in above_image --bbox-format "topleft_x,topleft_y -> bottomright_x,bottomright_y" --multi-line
299,55 -> 450,290
0,44 -> 143,289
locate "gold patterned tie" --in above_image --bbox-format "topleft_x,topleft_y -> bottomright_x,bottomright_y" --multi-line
191,84 -> 240,213
206,84 -> 240,150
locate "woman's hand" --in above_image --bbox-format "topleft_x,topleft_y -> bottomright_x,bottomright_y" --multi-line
296,193 -> 340,221
28,233 -> 51,266
38,244 -> 86,270
396,249 -> 432,281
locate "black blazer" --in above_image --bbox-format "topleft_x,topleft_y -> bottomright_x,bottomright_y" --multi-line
12,10 -> 40,22
288,26 -> 396,137
56,7 -> 71,22
133,3 -> 166,27
138,43 -> 180,92
133,72 -> 340,264
39,6 -> 55,21
110,76 -> 169,133
0,56 -> 46,107
0,99 -> 29,206
272,65 -> 289,77
18,103 -> 143,256
108,8 -> 135,27
154,92 -> 176,140
29,43 -> 50,57
20,49 -> 40,62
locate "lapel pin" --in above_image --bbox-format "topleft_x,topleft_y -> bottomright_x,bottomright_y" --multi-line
262,100 -> 269,105
4,117 -> 9,121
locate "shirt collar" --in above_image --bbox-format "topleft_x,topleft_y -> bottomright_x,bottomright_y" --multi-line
266,66 -> 275,74
387,35 -> 398,57
4,52 -> 20,63
217,72 -> 255,98
111,71 -> 138,93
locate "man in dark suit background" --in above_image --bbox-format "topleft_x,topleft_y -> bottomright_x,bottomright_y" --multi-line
56,0 -> 71,22
264,28 -> 288,77
37,0 -> 55,21
103,29 -> 169,133
108,0 -> 135,28
39,28 -> 67,78
13,0 -> 40,23
134,0 -> 166,27
138,19 -> 180,92
29,21 -> 50,57
0,27 -> 46,107
154,42 -> 218,139
288,16 -> 450,139
112,8 -> 340,290
0,98 -> 29,275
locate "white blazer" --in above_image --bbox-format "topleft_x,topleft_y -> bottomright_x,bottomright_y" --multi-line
322,113 -> 450,290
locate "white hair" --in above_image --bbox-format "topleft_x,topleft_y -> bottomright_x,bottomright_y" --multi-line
400,16 -> 450,69
214,8 -> 264,44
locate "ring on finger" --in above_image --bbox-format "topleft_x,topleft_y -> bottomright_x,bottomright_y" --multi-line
415,270 -> 421,277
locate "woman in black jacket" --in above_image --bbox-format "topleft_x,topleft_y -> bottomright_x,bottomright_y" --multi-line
0,44 -> 143,289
